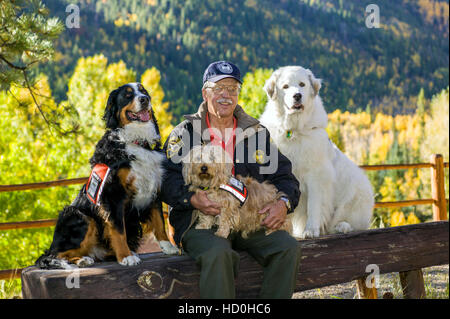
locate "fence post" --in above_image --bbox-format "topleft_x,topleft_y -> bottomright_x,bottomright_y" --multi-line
399,269 -> 426,299
356,276 -> 378,299
430,154 -> 447,221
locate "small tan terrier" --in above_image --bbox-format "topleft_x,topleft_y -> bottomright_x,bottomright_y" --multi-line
182,144 -> 292,238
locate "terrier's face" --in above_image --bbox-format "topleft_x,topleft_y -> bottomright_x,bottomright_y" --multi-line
182,145 -> 233,188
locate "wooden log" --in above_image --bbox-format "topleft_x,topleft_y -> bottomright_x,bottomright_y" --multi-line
399,269 -> 426,299
21,221 -> 449,299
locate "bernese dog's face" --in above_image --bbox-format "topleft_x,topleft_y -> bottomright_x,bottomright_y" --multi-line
103,83 -> 156,129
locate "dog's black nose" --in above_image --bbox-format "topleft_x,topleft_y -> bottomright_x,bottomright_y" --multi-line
294,93 -> 302,101
201,165 -> 208,173
139,96 -> 149,105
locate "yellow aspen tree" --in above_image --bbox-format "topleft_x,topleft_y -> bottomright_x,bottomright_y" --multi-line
140,67 -> 173,143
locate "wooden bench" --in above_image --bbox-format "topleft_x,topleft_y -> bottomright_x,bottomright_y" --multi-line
21,221 -> 448,299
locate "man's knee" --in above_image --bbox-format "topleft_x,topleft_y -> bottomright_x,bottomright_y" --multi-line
285,233 -> 300,252
270,230 -> 300,252
199,245 -> 240,266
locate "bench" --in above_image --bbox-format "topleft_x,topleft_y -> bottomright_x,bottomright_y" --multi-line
21,221 -> 448,299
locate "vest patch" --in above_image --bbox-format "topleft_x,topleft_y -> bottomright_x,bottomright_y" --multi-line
219,177 -> 248,206
86,164 -> 111,206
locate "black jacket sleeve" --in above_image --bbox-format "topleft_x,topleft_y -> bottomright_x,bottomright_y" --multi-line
159,126 -> 195,211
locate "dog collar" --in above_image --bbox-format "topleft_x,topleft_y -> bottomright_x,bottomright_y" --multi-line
132,139 -> 156,150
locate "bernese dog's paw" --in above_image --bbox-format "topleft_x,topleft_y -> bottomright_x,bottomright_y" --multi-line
118,254 -> 142,266
75,256 -> 95,268
159,240 -> 180,255
50,258 -> 78,270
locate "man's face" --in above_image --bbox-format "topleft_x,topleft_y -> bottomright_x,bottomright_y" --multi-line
202,78 -> 240,119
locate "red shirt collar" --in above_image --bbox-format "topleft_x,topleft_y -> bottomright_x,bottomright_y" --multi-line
205,112 -> 237,143
206,112 -> 237,175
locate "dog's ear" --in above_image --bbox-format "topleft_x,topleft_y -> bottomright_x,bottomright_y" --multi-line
181,156 -> 192,185
150,107 -> 161,137
263,70 -> 280,100
307,70 -> 322,96
103,88 -> 120,129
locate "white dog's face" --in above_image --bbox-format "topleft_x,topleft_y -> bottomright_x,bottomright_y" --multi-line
264,66 -> 321,114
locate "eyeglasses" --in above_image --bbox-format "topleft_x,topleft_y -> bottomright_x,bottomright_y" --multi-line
206,84 -> 241,96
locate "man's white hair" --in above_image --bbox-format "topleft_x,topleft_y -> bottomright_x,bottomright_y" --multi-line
202,81 -> 215,90
202,80 -> 241,91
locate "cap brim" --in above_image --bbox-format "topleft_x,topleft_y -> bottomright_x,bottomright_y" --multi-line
207,74 -> 242,84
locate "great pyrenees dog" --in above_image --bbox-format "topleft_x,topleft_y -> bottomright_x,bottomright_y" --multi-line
259,66 -> 374,239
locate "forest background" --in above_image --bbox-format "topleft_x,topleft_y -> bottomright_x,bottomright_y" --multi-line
0,0 -> 448,297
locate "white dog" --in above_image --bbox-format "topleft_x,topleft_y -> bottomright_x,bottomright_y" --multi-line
259,66 -> 374,239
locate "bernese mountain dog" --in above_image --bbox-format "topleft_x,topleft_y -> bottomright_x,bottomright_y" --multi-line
36,83 -> 179,269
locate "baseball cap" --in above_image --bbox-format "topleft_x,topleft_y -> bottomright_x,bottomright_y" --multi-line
203,61 -> 242,84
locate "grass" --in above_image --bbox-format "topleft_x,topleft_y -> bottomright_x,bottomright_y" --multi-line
423,268 -> 449,299
0,279 -> 22,299
293,265 -> 449,299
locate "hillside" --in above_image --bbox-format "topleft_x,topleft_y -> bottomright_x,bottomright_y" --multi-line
41,0 -> 449,120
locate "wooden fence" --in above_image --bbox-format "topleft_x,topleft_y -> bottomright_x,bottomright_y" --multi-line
0,154 -> 448,281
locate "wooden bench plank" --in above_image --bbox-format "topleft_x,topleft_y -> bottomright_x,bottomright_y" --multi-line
21,221 -> 449,299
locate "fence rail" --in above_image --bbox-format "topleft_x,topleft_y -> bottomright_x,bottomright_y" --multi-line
0,154 -> 448,281
0,177 -> 87,193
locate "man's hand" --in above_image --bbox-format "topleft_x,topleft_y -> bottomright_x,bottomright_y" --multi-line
258,200 -> 288,230
190,190 -> 221,216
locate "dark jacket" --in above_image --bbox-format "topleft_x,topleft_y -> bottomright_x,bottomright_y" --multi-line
160,102 -> 301,247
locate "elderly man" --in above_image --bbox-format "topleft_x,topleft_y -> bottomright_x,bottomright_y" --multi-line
161,61 -> 301,299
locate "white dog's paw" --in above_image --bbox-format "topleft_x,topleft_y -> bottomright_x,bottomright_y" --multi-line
118,254 -> 141,266
159,241 -> 180,255
301,227 -> 320,239
76,256 -> 95,268
334,222 -> 353,234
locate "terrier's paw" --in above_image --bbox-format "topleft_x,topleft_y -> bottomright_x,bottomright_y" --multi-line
118,254 -> 141,266
214,228 -> 230,238
195,223 -> 209,230
76,256 -> 95,268
159,241 -> 180,255
334,221 -> 353,234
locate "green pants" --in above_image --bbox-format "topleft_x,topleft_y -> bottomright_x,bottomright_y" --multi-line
182,227 -> 301,299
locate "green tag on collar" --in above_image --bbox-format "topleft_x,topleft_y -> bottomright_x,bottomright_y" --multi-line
286,130 -> 292,139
